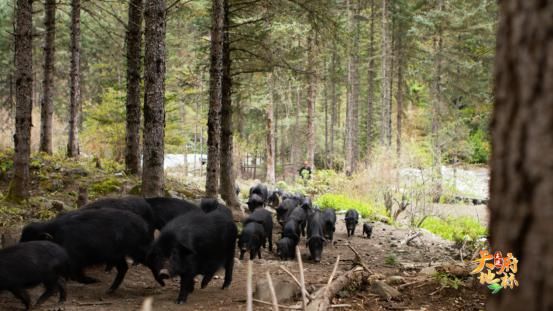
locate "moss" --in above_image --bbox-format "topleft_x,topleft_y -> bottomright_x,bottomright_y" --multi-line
90,177 -> 122,196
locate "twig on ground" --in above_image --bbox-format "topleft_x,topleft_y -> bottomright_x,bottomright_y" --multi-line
266,271 -> 279,311
247,260 -> 253,311
347,243 -> 374,274
296,246 -> 308,310
401,231 -> 422,245
252,299 -> 302,310
398,279 -> 427,289
279,265 -> 313,300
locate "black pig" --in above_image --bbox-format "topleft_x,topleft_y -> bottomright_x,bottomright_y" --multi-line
0,241 -> 69,310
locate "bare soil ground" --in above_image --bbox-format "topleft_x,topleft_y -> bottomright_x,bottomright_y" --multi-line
0,213 -> 488,311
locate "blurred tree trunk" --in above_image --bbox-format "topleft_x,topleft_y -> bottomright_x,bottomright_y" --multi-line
219,0 -> 240,209
125,0 -> 144,175
345,0 -> 359,175
431,0 -> 444,201
330,46 -> 337,169
323,59 -> 328,169
344,0 -> 353,175
265,73 -> 276,184
205,0 -> 224,197
39,0 -> 55,154
366,0 -> 375,160
67,0 -> 81,158
142,0 -> 166,197
7,0 -> 32,202
306,28 -> 317,168
396,24 -> 404,158
380,0 -> 391,147
489,2 -> 553,309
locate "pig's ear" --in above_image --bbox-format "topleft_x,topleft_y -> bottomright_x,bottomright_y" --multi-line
40,232 -> 53,240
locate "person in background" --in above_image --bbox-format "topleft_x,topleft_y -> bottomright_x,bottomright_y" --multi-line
298,161 -> 312,181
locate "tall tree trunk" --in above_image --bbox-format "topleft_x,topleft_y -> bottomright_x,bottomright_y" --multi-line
142,0 -> 166,197
306,29 -> 317,168
431,0 -> 443,201
67,0 -> 81,158
345,0 -> 359,175
489,1 -> 553,309
323,59 -> 328,169
291,84 -> 301,165
351,1 -> 360,170
366,0 -> 375,159
125,0 -> 144,175
396,24 -> 404,158
219,0 -> 240,209
330,46 -> 337,169
380,0 -> 391,147
206,0 -> 224,197
7,0 -> 32,202
265,73 -> 276,184
39,0 -> 55,154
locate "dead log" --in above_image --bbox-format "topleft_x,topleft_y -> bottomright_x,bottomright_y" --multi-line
306,267 -> 368,311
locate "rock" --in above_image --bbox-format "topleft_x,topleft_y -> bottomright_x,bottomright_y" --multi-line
386,276 -> 406,285
370,281 -> 400,301
436,264 -> 470,278
368,273 -> 386,284
50,200 -> 65,212
419,266 -> 437,276
254,278 -> 299,303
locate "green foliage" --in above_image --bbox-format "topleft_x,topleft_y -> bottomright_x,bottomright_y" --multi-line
468,129 -> 490,164
315,193 -> 388,220
385,253 -> 398,266
90,177 -> 122,196
420,216 -> 487,242
433,271 -> 463,290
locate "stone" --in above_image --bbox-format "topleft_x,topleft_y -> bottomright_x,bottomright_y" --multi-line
386,276 -> 406,285
419,266 -> 437,276
254,278 -> 299,303
370,281 -> 401,301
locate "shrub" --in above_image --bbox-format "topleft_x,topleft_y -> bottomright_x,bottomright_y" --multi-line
420,216 -> 487,242
315,193 -> 388,220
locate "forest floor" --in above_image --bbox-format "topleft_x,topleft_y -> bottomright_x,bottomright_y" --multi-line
0,215 -> 488,311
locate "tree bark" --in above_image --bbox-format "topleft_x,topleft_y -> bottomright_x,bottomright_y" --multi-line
380,0 -> 391,147
205,0 -> 224,197
142,0 -> 166,197
125,0 -> 144,175
366,0 -> 375,159
345,0 -> 359,175
39,0 -> 56,154
7,0 -> 33,202
489,2 -> 553,310
431,0 -> 444,201
265,73 -> 276,184
219,0 -> 240,209
306,29 -> 317,168
396,24 -> 404,158
330,46 -> 337,169
67,0 -> 81,158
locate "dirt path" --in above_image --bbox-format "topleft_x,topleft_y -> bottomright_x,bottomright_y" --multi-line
0,215 -> 487,311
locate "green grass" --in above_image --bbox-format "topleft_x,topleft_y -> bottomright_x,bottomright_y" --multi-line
420,216 -> 487,242
315,193 -> 388,220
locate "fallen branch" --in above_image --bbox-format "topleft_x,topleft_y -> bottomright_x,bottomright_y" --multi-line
398,279 -> 427,289
252,299 -> 302,310
401,232 -> 422,245
140,297 -> 153,311
347,244 -> 374,274
279,265 -> 313,300
306,267 -> 368,311
266,272 -> 279,311
247,260 -> 253,311
296,246 -> 308,310
318,256 -> 341,311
